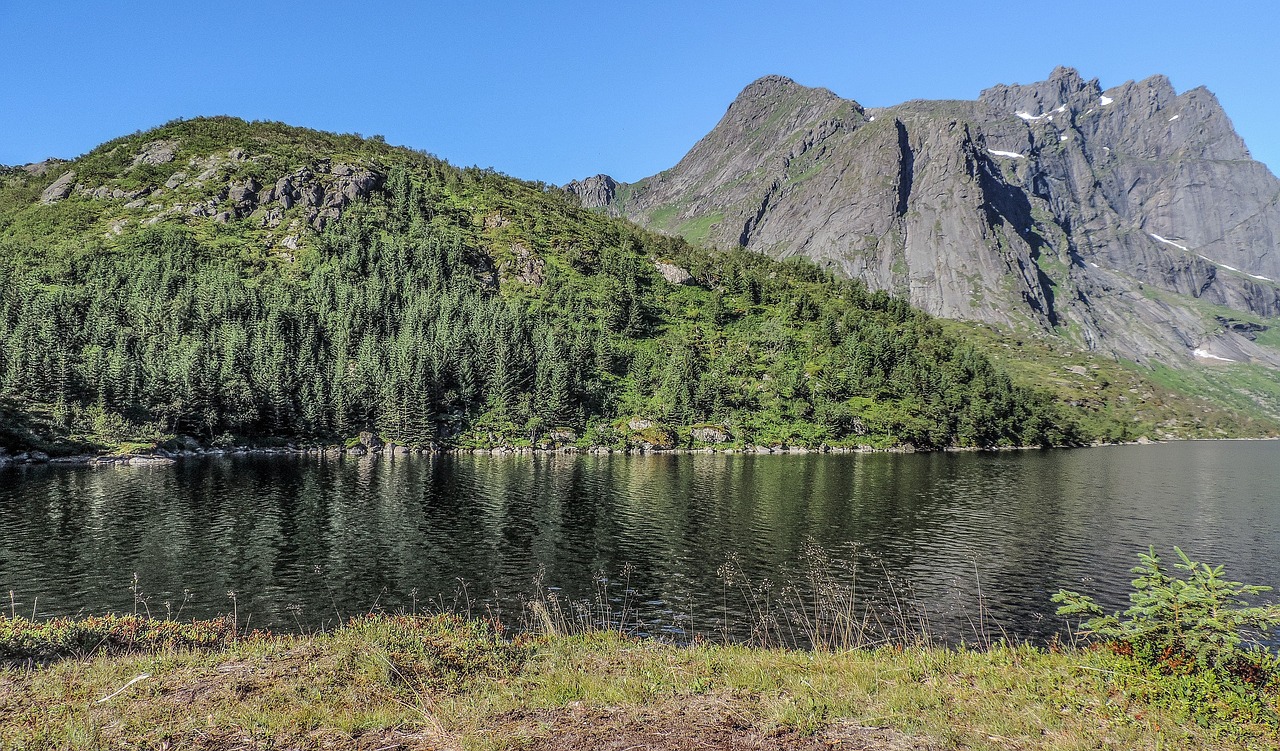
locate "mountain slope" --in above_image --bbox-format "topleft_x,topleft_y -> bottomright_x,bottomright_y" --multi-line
0,117 -> 1128,456
570,68 -> 1280,369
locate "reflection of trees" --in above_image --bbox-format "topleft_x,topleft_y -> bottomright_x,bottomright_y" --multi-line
5,444 -> 1279,641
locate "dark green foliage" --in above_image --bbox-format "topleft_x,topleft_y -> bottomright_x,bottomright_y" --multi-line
0,118 -> 1083,451
1054,547 -> 1280,678
1054,548 -> 1280,734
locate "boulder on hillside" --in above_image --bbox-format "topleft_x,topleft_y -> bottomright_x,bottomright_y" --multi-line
39,171 -> 76,203
497,242 -> 546,286
654,261 -> 694,285
330,163 -> 383,205
228,178 -> 261,206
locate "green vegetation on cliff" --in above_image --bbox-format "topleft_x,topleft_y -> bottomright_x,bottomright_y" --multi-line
0,117 -> 1087,454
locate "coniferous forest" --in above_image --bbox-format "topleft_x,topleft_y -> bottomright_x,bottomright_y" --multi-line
0,118 -> 1086,454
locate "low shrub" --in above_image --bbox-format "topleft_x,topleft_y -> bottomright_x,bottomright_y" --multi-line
1054,547 -> 1280,733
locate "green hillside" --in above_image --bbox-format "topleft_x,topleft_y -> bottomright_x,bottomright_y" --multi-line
0,117 -> 1270,456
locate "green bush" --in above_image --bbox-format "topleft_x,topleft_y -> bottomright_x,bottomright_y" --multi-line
1054,547 -> 1280,679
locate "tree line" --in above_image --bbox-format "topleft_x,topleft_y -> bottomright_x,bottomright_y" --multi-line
0,156 -> 1082,451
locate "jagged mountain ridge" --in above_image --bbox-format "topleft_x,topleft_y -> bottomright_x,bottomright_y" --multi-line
569,68 -> 1280,366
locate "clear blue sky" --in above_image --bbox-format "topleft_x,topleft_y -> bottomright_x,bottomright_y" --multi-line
3,1 -> 1278,184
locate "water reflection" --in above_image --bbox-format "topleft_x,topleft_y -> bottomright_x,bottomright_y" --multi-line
1,442 -> 1277,643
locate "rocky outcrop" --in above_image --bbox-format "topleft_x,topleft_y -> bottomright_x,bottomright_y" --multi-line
64,145 -> 386,235
22,160 -> 61,177
654,261 -> 694,285
239,163 -> 384,230
577,69 -> 1280,366
39,170 -> 76,203
565,174 -> 617,209
496,243 -> 546,286
691,425 -> 730,443
132,140 -> 178,167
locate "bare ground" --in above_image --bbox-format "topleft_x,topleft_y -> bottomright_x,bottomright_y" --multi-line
470,695 -> 941,751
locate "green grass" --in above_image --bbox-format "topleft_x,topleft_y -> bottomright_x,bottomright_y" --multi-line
942,320 -> 1280,440
2,614 -> 1275,750
646,203 -> 679,231
1147,362 -> 1280,421
675,211 -> 723,246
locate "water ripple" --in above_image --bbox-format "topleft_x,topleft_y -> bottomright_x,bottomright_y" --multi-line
0,442 -> 1277,642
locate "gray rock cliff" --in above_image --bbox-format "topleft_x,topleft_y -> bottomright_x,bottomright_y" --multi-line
570,69 -> 1280,366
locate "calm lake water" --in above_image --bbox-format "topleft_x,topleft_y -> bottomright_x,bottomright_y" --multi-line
1,441 -> 1277,644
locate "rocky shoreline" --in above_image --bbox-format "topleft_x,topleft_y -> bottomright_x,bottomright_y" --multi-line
10,425 -> 1270,469
0,442 -> 929,467
0,432 -> 1199,468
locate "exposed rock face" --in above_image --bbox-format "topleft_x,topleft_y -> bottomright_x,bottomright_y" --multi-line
39,170 -> 76,203
132,140 -> 178,167
576,69 -> 1280,366
691,425 -> 730,443
331,163 -> 382,205
22,160 -> 60,177
565,174 -> 617,208
497,242 -> 546,286
64,145 -> 386,236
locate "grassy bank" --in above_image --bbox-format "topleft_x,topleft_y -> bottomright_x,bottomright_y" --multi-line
2,613 -> 1276,750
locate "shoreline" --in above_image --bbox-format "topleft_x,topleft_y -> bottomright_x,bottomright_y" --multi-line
3,434 -> 1277,468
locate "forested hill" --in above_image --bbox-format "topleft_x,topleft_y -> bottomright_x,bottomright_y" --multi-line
0,117 -> 1239,456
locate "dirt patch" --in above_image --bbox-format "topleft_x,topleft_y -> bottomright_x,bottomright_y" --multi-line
483,695 -> 940,750
144,728 -> 446,751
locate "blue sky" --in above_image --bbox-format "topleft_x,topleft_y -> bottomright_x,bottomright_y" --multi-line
3,1 -> 1278,184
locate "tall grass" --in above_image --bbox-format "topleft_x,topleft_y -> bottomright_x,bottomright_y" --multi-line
512,542 -> 1001,652
2,542 -> 1022,655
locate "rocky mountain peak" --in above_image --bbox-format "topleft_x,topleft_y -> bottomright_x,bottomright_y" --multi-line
1074,73 -> 1251,162
1176,86 -> 1250,160
1048,65 -> 1085,84
979,66 -> 1102,116
722,75 -> 848,125
736,74 -> 804,96
580,68 -> 1280,367
565,174 -> 617,209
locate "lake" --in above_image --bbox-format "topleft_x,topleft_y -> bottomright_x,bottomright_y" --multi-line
2,441 -> 1277,645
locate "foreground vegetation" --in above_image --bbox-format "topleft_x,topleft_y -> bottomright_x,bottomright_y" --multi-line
0,613 -> 1275,750
3,549 -> 1278,750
